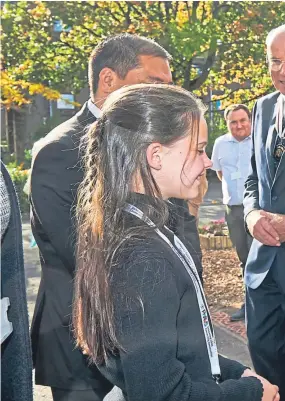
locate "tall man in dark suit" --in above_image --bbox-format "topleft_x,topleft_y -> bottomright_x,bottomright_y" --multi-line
244,25 -> 285,397
30,34 -> 172,401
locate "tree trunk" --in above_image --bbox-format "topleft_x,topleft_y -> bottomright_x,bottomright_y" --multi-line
12,110 -> 18,163
5,108 -> 10,152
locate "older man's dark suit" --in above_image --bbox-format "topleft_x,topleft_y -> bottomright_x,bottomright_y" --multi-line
243,91 -> 285,394
30,102 -> 112,396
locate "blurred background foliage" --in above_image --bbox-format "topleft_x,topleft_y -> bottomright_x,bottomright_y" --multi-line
2,1 -> 284,107
1,1 -> 285,211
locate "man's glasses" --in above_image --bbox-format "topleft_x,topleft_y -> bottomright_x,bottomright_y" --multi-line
268,58 -> 285,72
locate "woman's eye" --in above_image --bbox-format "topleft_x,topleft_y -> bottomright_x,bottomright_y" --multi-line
197,149 -> 204,155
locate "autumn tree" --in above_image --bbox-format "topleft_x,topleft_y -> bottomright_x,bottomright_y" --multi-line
3,1 -> 284,102
1,1 -> 285,157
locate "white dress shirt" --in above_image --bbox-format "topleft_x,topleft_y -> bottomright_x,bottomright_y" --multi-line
87,98 -> 102,118
211,133 -> 252,206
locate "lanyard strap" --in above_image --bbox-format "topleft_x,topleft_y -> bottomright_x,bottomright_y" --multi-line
124,203 -> 221,382
276,95 -> 285,139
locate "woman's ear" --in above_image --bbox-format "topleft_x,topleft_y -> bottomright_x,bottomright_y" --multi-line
146,143 -> 163,170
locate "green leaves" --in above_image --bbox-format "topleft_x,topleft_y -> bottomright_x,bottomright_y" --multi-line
1,1 -> 285,109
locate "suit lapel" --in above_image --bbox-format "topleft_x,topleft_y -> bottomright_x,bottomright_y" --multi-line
69,101 -> 97,149
76,101 -> 97,129
265,102 -> 278,184
272,96 -> 285,186
273,138 -> 285,187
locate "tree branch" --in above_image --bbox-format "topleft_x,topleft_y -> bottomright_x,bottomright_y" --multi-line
117,2 -> 131,25
208,87 -> 243,103
185,2 -> 191,22
183,58 -> 194,90
161,1 -> 170,21
191,1 -> 199,23
83,2 -> 98,12
201,2 -> 207,24
173,1 -> 179,19
209,86 -> 274,107
212,2 -> 232,19
140,2 -> 147,13
173,58 -> 188,70
187,40 -> 217,90
240,88 -> 274,105
128,3 -> 144,18
79,24 -> 101,38
57,39 -> 80,52
109,11 -> 123,24
127,2 -> 133,24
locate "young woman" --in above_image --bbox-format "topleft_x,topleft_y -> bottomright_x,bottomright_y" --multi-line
73,84 -> 279,401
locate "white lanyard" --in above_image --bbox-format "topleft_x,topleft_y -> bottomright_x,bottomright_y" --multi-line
124,203 -> 221,383
276,95 -> 285,139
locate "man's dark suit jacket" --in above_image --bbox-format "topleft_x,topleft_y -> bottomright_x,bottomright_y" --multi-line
243,91 -> 285,289
30,102 -> 112,392
30,101 -> 203,391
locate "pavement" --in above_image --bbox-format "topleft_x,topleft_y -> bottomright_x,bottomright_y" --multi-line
199,173 -> 225,225
22,175 -> 252,400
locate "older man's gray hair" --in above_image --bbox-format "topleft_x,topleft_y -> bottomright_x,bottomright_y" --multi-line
266,24 -> 285,48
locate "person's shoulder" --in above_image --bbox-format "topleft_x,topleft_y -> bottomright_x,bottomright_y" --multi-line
41,115 -> 83,148
256,90 -> 279,108
214,133 -> 230,145
117,236 -> 177,277
31,116 -> 86,168
38,101 -> 94,150
111,239 -> 173,295
122,237 -> 173,263
30,121 -> 77,164
33,112 -> 93,163
259,90 -> 279,102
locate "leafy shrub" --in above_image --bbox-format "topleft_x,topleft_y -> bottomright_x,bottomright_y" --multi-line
206,112 -> 227,157
6,162 -> 30,214
24,148 -> 32,167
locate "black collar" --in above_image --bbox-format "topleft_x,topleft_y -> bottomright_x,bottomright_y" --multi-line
75,101 -> 97,127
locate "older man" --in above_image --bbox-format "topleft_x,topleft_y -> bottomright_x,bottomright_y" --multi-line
211,104 -> 252,321
244,25 -> 285,397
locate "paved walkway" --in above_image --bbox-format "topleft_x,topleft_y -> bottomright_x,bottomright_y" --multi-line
23,224 -> 52,400
199,174 -> 225,225
23,176 -> 252,400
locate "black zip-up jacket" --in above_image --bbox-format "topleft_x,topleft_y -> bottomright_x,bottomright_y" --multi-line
98,193 -> 263,401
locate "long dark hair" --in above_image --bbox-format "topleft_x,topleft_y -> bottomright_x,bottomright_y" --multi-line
73,84 -> 206,363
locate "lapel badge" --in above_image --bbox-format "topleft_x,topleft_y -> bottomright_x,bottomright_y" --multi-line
274,143 -> 285,161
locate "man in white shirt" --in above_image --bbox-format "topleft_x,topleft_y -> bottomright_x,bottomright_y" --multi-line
211,104 -> 252,321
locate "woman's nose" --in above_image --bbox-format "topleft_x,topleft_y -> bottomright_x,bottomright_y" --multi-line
204,153 -> 213,169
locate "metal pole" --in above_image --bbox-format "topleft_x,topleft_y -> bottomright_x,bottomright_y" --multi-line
49,80 -> 53,118
12,109 -> 18,162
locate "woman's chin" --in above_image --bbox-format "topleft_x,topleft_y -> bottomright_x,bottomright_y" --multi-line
177,179 -> 201,200
185,187 -> 200,201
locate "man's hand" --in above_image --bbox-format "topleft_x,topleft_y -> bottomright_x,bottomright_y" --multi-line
246,210 -> 281,246
242,369 -> 280,401
265,212 -> 285,243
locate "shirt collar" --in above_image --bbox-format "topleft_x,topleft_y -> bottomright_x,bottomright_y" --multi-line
226,133 -> 251,142
87,99 -> 102,119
